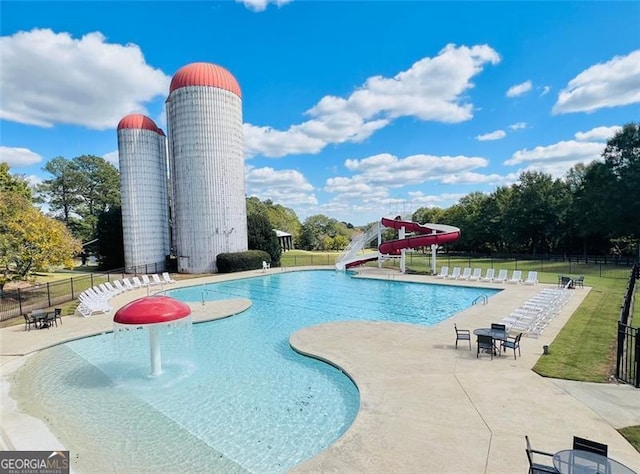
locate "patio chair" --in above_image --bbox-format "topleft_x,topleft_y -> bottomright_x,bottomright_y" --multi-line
501,332 -> 522,359
480,268 -> 495,282
44,310 -> 58,329
525,435 -> 558,473
131,276 -> 143,288
161,272 -> 176,284
494,269 -> 508,283
447,267 -> 461,279
454,323 -> 471,350
523,271 -> 538,285
113,280 -> 127,292
151,274 -> 163,285
468,268 -> 482,281
53,308 -> 63,325
435,266 -> 449,279
476,334 -> 494,360
572,436 -> 607,456
457,267 -> 472,280
141,275 -> 152,286
262,261 -> 271,271
23,314 -> 37,331
508,270 -> 522,284
122,278 -> 136,291
574,276 -> 584,288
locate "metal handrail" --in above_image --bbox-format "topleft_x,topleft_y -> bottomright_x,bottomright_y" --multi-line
472,294 -> 488,306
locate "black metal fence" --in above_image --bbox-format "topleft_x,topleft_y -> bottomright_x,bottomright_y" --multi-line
0,260 -> 167,322
616,264 -> 639,387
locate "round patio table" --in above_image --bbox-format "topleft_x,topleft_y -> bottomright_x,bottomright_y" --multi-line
553,449 -> 637,474
473,328 -> 507,341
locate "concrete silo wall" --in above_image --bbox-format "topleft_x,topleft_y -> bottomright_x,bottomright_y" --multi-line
118,128 -> 171,271
167,86 -> 248,273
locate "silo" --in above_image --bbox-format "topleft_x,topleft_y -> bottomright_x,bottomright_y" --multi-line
117,114 -> 171,273
166,62 -> 247,273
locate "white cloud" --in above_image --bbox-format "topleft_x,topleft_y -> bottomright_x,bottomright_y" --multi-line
506,80 -> 532,97
103,150 -> 120,168
236,0 -> 292,12
574,125 -> 622,142
509,122 -> 526,130
0,146 -> 43,167
245,166 -> 317,205
540,86 -> 551,96
553,49 -> 640,114
505,140 -> 605,170
245,44 -> 500,158
476,130 -> 506,141
0,29 -> 170,129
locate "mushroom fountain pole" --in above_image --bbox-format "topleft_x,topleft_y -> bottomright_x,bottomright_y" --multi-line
113,295 -> 192,377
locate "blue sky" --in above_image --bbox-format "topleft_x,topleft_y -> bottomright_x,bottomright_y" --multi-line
1,1 -> 639,226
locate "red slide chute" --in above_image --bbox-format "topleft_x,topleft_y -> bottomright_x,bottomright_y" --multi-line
378,217 -> 460,255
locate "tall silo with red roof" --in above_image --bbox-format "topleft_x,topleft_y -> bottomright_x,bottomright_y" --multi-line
117,114 -> 171,272
166,62 -> 247,273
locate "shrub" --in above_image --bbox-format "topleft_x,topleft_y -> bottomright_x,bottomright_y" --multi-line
217,250 -> 271,273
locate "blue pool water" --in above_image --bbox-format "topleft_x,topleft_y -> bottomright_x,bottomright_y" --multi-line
16,270 -> 499,473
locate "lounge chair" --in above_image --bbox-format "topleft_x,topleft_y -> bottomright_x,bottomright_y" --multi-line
151,274 -> 163,285
494,269 -> 508,283
141,275 -> 152,286
122,278 -> 136,291
480,268 -> 495,282
507,270 -> 522,284
447,267 -> 461,279
523,271 -> 538,285
262,261 -> 271,271
161,272 -> 176,284
104,281 -> 123,295
458,267 -> 472,280
113,280 -> 127,292
435,266 -> 449,279
131,276 -> 143,288
468,268 -> 482,281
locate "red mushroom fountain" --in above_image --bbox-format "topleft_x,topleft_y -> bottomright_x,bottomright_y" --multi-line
114,295 -> 192,376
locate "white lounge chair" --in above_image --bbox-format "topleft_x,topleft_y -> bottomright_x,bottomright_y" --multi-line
480,268 -> 495,282
468,268 -> 482,281
131,276 -> 143,288
435,266 -> 449,279
458,267 -> 472,280
494,269 -> 508,283
122,278 -> 136,291
262,261 -> 271,271
141,275 -> 152,286
161,272 -> 176,284
112,280 -> 127,292
151,274 -> 163,285
447,267 -> 461,279
508,270 -> 522,284
523,271 -> 538,285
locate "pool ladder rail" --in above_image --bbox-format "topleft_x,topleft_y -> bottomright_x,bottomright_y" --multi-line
472,294 -> 488,306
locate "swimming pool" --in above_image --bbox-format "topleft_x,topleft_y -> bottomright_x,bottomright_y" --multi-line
14,270 -> 499,473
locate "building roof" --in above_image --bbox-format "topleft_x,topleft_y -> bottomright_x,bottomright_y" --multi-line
274,230 -> 292,237
169,62 -> 241,98
117,114 -> 162,134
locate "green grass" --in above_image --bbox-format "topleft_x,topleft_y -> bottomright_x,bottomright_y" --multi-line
618,426 -> 640,452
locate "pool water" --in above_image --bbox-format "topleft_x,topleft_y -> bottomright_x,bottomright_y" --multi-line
15,270 -> 499,473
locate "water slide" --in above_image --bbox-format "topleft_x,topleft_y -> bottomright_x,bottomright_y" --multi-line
337,218 -> 460,269
378,217 -> 460,255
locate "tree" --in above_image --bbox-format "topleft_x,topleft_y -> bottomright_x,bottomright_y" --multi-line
298,214 -> 352,251
1,189 -> 81,287
36,156 -> 83,223
246,197 -> 302,245
95,207 -> 125,270
601,123 -> 640,241
74,155 -> 121,234
247,212 -> 281,265
0,163 -> 32,200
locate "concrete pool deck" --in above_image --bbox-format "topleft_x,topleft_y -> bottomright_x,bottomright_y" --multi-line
1,266 -> 639,473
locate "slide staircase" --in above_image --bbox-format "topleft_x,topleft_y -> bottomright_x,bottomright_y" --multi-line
335,221 -> 380,270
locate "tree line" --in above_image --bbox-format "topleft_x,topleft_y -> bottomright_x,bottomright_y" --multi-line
1,122 -> 637,286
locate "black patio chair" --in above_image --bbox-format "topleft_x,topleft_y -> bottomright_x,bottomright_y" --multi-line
501,332 -> 522,359
44,311 -> 57,329
23,314 -> 37,331
53,308 -> 63,325
574,276 -> 584,288
454,323 -> 471,350
525,435 -> 558,473
476,334 -> 494,359
572,436 -> 607,456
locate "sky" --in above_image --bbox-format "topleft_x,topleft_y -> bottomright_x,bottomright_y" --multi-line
1,1 -> 639,226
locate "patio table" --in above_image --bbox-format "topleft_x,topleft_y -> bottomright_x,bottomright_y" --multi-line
473,328 -> 508,355
553,449 -> 637,474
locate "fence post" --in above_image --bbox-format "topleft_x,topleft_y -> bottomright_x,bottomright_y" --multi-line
635,329 -> 640,388
47,282 -> 51,307
18,287 -> 23,315
71,277 -> 75,299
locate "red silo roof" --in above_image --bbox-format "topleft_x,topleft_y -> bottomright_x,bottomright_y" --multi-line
113,295 -> 191,325
117,114 -> 161,134
169,62 -> 241,97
